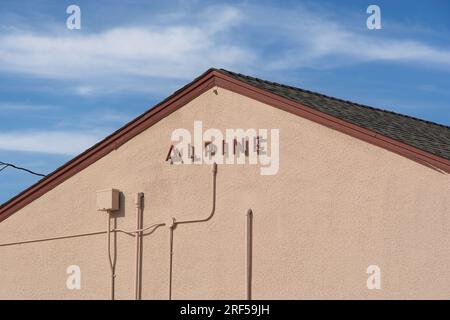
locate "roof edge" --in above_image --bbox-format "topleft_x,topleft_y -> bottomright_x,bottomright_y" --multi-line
213,70 -> 450,172
0,68 -> 217,223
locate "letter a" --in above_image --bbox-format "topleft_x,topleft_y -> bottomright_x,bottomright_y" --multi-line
366,5 -> 381,30
66,5 -> 81,30
366,265 -> 381,289
66,265 -> 81,290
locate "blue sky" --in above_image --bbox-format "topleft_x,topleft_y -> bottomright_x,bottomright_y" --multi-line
0,0 -> 449,203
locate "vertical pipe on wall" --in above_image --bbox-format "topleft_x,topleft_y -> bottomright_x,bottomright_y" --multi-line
167,163 -> 217,300
107,213 -> 116,300
134,193 -> 144,300
168,218 -> 175,300
246,208 -> 253,300
175,163 -> 217,225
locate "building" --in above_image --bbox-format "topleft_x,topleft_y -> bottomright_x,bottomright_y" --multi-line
0,68 -> 449,299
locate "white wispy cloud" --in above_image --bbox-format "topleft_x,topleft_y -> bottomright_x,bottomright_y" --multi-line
0,3 -> 449,98
0,130 -> 107,155
0,5 -> 252,94
244,4 -> 450,70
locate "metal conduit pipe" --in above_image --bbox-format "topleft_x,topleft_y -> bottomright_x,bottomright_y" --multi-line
106,212 -> 116,300
167,162 -> 218,300
175,163 -> 217,225
0,214 -> 165,301
0,225 -> 164,248
114,223 -> 165,236
0,231 -> 107,247
0,163 -> 218,300
134,192 -> 144,300
168,218 -> 175,300
246,208 -> 253,300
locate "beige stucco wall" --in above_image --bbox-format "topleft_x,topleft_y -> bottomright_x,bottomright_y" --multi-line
0,87 -> 449,299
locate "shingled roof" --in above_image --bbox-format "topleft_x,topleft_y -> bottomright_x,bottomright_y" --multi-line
218,69 -> 450,161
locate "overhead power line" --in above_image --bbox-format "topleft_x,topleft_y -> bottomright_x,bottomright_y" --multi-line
0,161 -> 46,177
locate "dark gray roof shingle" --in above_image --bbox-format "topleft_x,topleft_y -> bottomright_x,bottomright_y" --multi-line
218,69 -> 450,161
